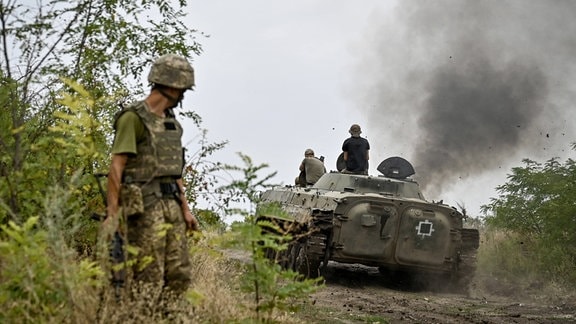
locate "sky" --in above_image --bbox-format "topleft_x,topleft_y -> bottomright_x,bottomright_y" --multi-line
183,0 -> 576,217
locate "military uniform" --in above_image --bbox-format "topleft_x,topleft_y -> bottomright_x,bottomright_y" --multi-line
113,101 -> 191,293
106,54 -> 197,298
301,157 -> 326,185
342,124 -> 370,174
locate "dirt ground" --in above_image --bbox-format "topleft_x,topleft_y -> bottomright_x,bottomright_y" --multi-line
300,262 -> 576,324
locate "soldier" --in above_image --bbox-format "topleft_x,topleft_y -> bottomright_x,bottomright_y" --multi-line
298,148 -> 326,186
342,124 -> 370,175
103,54 -> 199,299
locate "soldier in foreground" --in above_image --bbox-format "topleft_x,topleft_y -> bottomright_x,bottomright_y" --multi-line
341,124 -> 370,175
103,54 -> 199,301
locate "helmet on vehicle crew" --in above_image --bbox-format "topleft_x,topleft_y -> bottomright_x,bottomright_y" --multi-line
349,124 -> 362,136
148,54 -> 195,90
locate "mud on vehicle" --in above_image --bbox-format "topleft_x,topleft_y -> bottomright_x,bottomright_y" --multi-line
258,157 -> 480,292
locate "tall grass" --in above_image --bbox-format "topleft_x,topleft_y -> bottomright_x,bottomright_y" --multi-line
0,180 -> 104,323
474,227 -> 576,303
0,202 -> 315,322
186,230 -> 252,322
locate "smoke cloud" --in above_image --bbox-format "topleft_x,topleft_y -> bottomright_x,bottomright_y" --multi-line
357,0 -> 576,198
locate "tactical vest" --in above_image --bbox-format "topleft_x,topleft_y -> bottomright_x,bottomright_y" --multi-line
114,101 -> 184,183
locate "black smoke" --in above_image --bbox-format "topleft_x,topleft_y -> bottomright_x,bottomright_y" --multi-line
414,58 -> 547,191
359,0 -> 576,198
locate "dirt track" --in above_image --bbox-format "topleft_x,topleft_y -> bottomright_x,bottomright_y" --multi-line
301,262 -> 576,323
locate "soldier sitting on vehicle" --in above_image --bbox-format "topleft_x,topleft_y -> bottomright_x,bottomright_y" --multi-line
297,148 -> 326,187
342,124 -> 370,175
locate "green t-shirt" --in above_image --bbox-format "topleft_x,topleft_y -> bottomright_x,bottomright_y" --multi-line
111,111 -> 146,155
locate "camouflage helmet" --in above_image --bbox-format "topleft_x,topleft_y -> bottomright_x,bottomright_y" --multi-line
148,54 -> 195,89
349,124 -> 362,136
304,148 -> 315,156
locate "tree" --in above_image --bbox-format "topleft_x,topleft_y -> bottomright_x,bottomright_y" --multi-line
482,155 -> 576,283
0,0 -> 202,222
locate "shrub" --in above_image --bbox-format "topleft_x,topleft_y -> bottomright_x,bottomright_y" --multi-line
0,216 -> 103,323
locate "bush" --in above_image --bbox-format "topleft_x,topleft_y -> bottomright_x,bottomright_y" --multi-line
481,157 -> 576,292
0,217 -> 103,323
474,227 -> 576,302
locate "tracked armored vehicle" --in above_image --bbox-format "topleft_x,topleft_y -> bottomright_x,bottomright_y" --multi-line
258,157 -> 479,290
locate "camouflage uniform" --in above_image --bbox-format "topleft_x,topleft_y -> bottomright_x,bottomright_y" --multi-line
108,54 -> 196,296
114,100 -> 191,294
126,196 -> 191,293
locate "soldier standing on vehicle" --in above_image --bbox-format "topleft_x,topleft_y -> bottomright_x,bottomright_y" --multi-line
103,54 -> 200,299
298,148 -> 326,186
342,124 -> 370,175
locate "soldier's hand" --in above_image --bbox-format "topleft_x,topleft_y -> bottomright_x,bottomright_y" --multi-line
183,210 -> 200,232
102,208 -> 120,237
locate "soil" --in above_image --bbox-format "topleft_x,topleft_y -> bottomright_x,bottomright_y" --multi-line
299,262 -> 576,324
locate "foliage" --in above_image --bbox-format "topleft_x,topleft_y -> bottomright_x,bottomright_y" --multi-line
182,127 -> 229,229
476,228 -> 539,285
0,1 -> 323,322
230,208 -> 322,322
32,78 -> 116,252
184,150 -> 279,226
481,156 -> 576,286
0,0 -> 202,223
213,155 -> 321,322
185,229 -> 251,322
195,209 -> 227,232
0,214 -> 103,323
217,152 -> 278,216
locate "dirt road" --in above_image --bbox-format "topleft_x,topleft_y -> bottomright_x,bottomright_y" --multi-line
301,262 -> 575,323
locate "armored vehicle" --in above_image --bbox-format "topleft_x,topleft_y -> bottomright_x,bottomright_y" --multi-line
258,157 -> 479,290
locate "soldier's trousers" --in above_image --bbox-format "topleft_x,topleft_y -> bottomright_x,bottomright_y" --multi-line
127,197 -> 191,295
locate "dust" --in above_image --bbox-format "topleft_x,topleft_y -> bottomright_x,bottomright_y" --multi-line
304,261 -> 576,323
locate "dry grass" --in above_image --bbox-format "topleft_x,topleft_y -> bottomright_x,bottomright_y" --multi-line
86,230 -> 249,323
59,228 -> 310,323
186,230 -> 252,322
471,228 -> 576,304
187,230 -> 308,323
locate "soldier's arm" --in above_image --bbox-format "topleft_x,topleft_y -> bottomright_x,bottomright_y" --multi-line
105,154 -> 128,226
177,179 -> 200,231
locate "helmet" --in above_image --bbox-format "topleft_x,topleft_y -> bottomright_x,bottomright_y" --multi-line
148,54 -> 195,89
304,149 -> 315,156
349,124 -> 362,135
